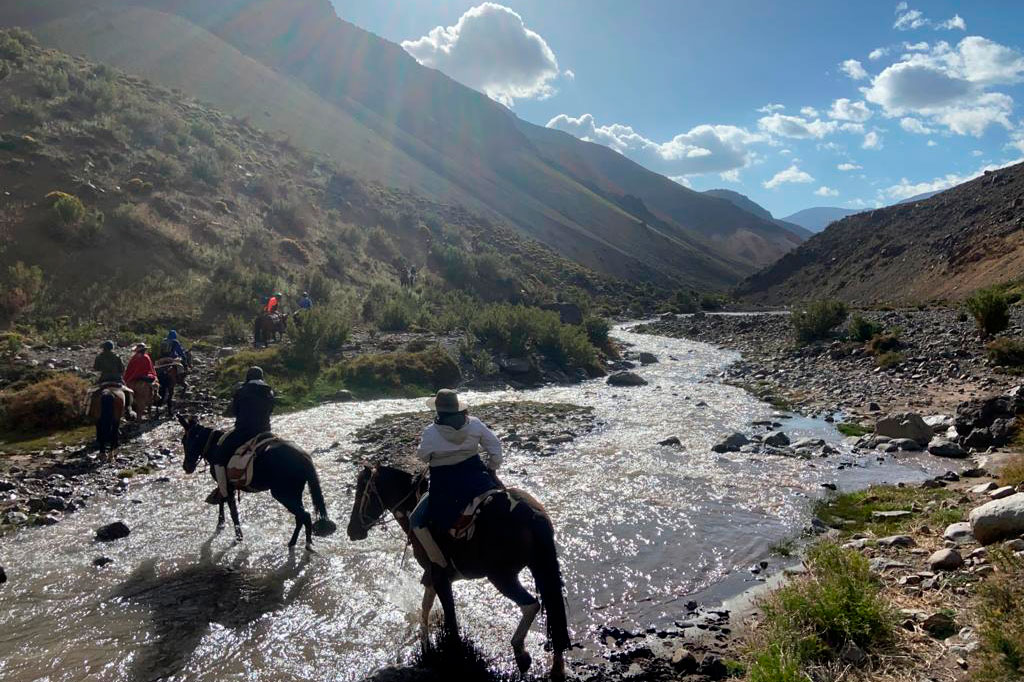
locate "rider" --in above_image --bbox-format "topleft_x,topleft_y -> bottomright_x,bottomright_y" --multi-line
93,340 -> 124,384
158,330 -> 187,363
265,292 -> 281,315
208,366 -> 276,501
122,343 -> 156,385
410,389 -> 503,568
298,291 -> 313,311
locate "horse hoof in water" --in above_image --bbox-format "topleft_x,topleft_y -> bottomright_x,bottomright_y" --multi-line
234,526 -> 243,542
515,651 -> 532,674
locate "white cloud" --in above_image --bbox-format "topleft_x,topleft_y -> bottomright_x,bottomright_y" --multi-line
864,37 -> 1024,136
779,148 -> 792,155
903,41 -> 929,51
757,103 -> 786,113
840,122 -> 865,133
840,59 -> 868,80
938,14 -> 966,31
758,113 -> 838,139
546,113 -> 766,177
846,198 -> 869,208
563,68 -> 575,80
837,162 -> 862,171
763,164 -> 814,189
402,3 -> 561,106
869,47 -> 890,61
927,139 -> 938,146
720,169 -> 741,182
670,175 -> 692,188
893,5 -> 965,32
882,158 -> 1023,199
899,117 -> 933,134
829,98 -> 873,122
815,186 -> 840,197
971,149 -> 984,156
800,106 -> 820,118
863,131 -> 883,149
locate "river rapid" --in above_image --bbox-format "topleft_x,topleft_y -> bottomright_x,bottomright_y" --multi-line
0,326 -> 948,681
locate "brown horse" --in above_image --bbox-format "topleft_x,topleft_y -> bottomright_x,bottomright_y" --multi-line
155,356 -> 188,416
128,379 -> 159,419
253,313 -> 285,347
347,464 -> 569,680
87,384 -> 135,454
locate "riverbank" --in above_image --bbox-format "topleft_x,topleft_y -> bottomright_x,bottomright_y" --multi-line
634,307 -> 1024,418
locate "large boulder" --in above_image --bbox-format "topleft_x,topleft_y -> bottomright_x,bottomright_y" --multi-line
928,548 -> 964,572
607,371 -> 648,387
95,521 -> 131,542
764,431 -> 791,447
875,412 -> 933,446
954,389 -> 1023,448
712,432 -> 749,453
638,352 -> 659,365
928,439 -> 968,458
969,493 -> 1024,544
943,522 -> 974,544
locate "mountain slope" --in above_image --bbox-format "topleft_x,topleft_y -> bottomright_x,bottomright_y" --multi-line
703,189 -> 812,240
737,162 -> 1024,305
781,206 -> 862,233
0,0 -> 801,289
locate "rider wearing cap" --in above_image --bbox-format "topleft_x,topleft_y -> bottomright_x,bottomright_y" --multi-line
93,340 -> 124,385
410,389 -> 503,568
123,343 -> 156,385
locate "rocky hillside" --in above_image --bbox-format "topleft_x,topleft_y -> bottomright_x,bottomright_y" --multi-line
737,161 -> 1024,305
702,188 -> 812,240
0,33 -> 636,329
0,0 -> 801,289
780,206 -> 862,233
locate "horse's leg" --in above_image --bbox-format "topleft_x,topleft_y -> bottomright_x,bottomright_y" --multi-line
225,489 -> 243,541
490,574 -> 541,674
420,584 -> 437,646
431,566 -> 458,638
272,488 -> 312,549
166,383 -> 174,417
216,499 -> 226,532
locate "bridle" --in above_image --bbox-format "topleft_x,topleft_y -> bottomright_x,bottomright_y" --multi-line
186,425 -> 219,473
355,467 -> 422,533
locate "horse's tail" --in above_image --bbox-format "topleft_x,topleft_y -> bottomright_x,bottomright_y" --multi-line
300,453 -> 336,536
100,389 -> 114,423
527,511 -> 571,654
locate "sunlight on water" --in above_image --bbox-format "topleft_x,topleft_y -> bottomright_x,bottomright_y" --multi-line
0,326 -> 947,680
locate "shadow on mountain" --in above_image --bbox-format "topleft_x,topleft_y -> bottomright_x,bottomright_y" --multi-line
111,539 -> 311,682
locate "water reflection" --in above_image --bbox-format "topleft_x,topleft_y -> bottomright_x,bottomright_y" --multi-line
0,326 -> 948,681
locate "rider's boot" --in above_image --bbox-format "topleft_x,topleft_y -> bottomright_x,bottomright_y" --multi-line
412,526 -> 448,569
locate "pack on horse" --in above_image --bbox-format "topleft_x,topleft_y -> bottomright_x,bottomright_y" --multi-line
87,384 -> 135,454
347,464 -> 570,680
177,415 -> 337,548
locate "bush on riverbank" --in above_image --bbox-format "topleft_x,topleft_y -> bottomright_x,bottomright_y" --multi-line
966,287 -> 1010,338
747,543 -> 894,681
0,373 -> 89,433
791,300 -> 848,345
973,551 -> 1024,681
986,337 -> 1024,368
469,304 -> 597,370
341,345 -> 461,396
848,314 -> 883,343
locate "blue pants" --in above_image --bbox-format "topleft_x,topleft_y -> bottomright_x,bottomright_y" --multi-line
411,494 -> 430,529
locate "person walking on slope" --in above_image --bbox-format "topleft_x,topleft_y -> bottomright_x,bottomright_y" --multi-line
410,389 -> 503,568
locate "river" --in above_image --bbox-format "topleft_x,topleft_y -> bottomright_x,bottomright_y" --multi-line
0,326 -> 947,681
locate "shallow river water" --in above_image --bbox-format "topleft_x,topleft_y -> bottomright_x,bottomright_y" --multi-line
0,326 -> 948,681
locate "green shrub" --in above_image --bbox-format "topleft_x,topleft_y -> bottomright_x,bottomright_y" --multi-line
221,314 -> 249,344
343,346 -> 461,395
190,120 -> 217,145
0,374 -> 90,433
190,151 -> 224,186
34,64 -> 69,98
973,552 -> 1024,681
700,293 -> 726,311
848,314 -> 883,343
469,304 -> 597,370
367,227 -> 400,261
966,287 -> 1010,337
986,337 -> 1024,367
0,32 -> 26,62
584,315 -> 611,346
282,306 -> 351,373
52,194 -> 86,226
875,351 -> 905,368
790,300 -> 848,344
866,331 -> 901,355
746,543 -> 894,680
671,290 -> 699,314
378,298 -> 418,332
0,261 -> 44,325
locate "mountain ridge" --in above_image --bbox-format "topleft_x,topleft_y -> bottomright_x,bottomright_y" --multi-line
781,206 -> 863,233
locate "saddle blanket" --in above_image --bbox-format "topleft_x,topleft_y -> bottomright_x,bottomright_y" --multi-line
449,488 -> 520,541
154,358 -> 185,371
84,384 -> 134,419
214,432 -> 279,496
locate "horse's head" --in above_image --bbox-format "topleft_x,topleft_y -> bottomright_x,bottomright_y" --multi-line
177,414 -> 208,474
347,465 -> 382,541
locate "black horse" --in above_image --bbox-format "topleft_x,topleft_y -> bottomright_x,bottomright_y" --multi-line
347,464 -> 570,680
178,415 -> 337,549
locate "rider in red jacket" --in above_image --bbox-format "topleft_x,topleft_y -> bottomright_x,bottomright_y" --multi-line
123,343 -> 157,384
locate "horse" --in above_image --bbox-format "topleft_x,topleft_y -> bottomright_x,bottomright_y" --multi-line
87,384 -> 135,455
253,313 -> 285,347
128,379 -> 159,419
177,415 -> 337,548
347,464 -> 569,680
155,354 -> 188,416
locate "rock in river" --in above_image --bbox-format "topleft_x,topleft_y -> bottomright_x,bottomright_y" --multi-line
0,565 -> 6,585
875,412 -> 933,446
928,439 -> 968,458
764,431 -> 791,447
712,432 -> 749,453
95,521 -> 131,542
969,493 -> 1024,544
638,352 -> 659,365
607,371 -> 648,387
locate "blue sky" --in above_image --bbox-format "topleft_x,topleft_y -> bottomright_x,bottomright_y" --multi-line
332,1 -> 1024,217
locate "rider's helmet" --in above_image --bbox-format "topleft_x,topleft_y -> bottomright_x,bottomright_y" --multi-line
246,366 -> 264,382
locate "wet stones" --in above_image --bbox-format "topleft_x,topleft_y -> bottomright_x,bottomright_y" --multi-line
0,565 -> 6,585
928,439 -> 968,458
638,352 -> 659,365
712,432 -> 748,453
92,556 -> 114,567
95,521 -> 130,542
764,431 -> 790,447
658,436 -> 683,448
607,371 -> 648,387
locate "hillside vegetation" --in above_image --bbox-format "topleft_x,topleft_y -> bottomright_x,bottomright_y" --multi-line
1,0 -> 804,289
0,31 -> 653,335
737,161 -> 1024,305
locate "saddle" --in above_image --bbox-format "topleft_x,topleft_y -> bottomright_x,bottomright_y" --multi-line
448,488 -> 521,541
85,384 -> 134,419
154,357 -> 185,371
214,432 -> 280,496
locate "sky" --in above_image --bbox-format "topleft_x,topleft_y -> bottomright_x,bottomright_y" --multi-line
332,1 -> 1024,217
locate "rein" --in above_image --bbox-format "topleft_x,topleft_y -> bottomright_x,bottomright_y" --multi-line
188,427 -> 220,474
357,469 -> 421,533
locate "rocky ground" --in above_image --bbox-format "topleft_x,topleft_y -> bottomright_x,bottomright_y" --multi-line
634,308 -> 1024,419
